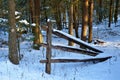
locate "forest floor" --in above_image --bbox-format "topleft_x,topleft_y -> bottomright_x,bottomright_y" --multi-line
0,19 -> 120,80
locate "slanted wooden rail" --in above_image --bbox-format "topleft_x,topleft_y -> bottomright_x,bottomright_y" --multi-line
52,29 -> 103,53
41,43 -> 99,56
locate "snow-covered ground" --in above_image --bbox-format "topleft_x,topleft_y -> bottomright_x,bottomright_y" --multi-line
0,19 -> 120,80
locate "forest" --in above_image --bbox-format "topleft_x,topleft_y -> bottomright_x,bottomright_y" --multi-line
0,0 -> 120,80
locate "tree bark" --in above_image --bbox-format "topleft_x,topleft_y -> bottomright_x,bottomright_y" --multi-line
33,0 -> 43,50
8,0 -> 19,64
73,0 -> 79,38
29,0 -> 35,23
98,0 -> 103,23
114,0 -> 119,24
55,6 -> 62,30
68,0 -> 74,46
62,7 -> 66,28
81,0 -> 88,44
88,0 -> 93,43
108,0 -> 114,27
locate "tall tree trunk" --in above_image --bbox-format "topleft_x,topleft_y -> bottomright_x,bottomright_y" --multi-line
0,0 -> 3,17
68,0 -> 74,46
33,0 -> 43,50
88,0 -> 93,43
108,0 -> 114,27
114,0 -> 119,24
43,0 -> 48,22
98,0 -> 103,23
62,7 -> 66,28
8,0 -> 19,64
81,0 -> 88,42
73,0 -> 79,38
78,1 -> 82,26
55,6 -> 62,30
29,0 -> 35,23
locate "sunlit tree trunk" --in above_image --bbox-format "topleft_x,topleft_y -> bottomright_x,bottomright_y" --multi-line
8,0 -> 19,64
33,0 -> 43,50
68,0 -> 74,46
88,0 -> 93,43
81,0 -> 88,42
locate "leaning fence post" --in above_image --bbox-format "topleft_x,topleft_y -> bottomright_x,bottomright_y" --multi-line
45,19 -> 52,74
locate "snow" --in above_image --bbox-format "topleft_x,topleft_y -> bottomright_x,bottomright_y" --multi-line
0,18 -> 8,22
0,18 -> 120,80
16,16 -> 20,19
19,20 -> 29,25
15,11 -> 21,15
31,23 -> 36,26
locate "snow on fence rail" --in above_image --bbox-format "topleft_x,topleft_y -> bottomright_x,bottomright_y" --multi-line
52,29 -> 103,53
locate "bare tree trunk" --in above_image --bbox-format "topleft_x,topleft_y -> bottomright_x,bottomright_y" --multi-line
29,0 -> 35,23
114,0 -> 119,24
73,0 -> 79,38
8,0 -> 19,64
54,6 -> 62,30
98,0 -> 103,23
43,0 -> 48,22
81,0 -> 88,42
0,0 -> 3,17
29,0 -> 35,33
108,0 -> 114,27
33,0 -> 43,50
62,7 -> 66,28
68,0 -> 74,46
88,0 -> 93,43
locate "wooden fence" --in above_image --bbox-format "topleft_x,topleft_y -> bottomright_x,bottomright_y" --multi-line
40,21 -> 111,74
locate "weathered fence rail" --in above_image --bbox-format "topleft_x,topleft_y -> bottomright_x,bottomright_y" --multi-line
40,56 -> 112,63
